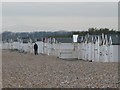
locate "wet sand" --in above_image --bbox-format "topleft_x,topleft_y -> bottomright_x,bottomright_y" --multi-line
2,50 -> 119,88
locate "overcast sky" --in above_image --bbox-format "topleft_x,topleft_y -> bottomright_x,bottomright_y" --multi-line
2,2 -> 118,32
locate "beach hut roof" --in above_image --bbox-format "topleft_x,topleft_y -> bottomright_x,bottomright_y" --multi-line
77,36 -> 88,43
77,33 -> 120,45
107,33 -> 120,45
77,36 -> 82,43
77,34 -> 102,43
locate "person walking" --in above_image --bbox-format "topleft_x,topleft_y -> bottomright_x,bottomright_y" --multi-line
34,43 -> 38,55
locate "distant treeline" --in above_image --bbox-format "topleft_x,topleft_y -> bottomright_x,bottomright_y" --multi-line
2,31 -> 73,41
49,28 -> 119,38
73,28 -> 119,36
2,28 -> 119,41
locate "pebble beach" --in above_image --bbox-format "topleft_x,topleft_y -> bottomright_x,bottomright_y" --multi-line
2,50 -> 119,88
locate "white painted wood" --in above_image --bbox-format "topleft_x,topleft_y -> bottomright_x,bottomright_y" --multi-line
91,36 -> 95,62
73,35 -> 78,43
36,41 -> 44,54
2,34 -> 120,62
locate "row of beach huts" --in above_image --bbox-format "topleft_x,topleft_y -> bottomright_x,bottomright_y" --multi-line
2,33 -> 120,62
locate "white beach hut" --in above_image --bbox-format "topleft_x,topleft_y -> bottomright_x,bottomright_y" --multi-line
36,41 -> 44,54
104,35 -> 109,62
109,34 -> 120,62
91,36 -> 95,62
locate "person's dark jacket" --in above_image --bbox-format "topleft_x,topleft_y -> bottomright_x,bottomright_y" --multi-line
34,43 -> 38,50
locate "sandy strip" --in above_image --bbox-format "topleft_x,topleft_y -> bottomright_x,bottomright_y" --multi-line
2,50 -> 119,88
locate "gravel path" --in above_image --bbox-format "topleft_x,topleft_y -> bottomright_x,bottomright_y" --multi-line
2,50 -> 119,88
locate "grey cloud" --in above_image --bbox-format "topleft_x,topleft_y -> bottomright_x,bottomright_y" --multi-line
2,2 -> 118,17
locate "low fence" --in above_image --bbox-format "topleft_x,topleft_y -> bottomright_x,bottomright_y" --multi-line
44,43 -> 77,59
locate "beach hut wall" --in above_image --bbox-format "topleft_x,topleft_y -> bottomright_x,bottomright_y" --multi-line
2,33 -> 120,62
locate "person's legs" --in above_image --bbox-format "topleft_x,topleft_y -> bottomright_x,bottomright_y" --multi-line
35,50 -> 37,55
36,49 -> 38,55
34,49 -> 37,55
